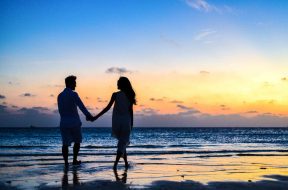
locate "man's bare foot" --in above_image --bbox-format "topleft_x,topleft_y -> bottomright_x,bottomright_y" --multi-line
72,160 -> 81,165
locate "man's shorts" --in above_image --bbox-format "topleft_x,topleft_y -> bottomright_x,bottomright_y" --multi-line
60,127 -> 82,146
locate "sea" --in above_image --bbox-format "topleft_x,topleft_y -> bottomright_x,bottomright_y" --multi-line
0,127 -> 288,189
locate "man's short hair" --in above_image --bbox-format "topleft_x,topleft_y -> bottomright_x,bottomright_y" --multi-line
65,75 -> 77,87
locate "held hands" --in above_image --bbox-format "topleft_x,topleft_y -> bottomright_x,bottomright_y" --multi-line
86,115 -> 99,122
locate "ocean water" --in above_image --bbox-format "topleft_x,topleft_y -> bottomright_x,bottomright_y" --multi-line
0,127 -> 288,189
1,127 -> 288,158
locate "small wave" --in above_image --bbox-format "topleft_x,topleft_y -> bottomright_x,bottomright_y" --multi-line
0,145 -> 52,148
1,149 -> 287,157
83,145 -> 166,149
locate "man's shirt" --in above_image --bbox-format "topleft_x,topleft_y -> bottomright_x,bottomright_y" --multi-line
57,88 -> 91,128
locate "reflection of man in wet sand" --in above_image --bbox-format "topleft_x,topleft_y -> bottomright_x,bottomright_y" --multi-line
114,169 -> 128,183
62,168 -> 80,188
58,75 -> 93,166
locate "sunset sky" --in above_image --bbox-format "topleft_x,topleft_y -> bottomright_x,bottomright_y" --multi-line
1,0 -> 288,127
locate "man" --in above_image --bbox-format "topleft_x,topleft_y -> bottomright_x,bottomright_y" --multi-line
57,75 -> 93,166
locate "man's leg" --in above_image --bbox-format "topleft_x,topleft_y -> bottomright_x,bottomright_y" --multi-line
73,143 -> 81,165
62,145 -> 69,166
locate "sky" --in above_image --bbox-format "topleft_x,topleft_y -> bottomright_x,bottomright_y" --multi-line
0,0 -> 288,127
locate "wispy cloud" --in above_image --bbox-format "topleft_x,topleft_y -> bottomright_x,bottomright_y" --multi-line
0,94 -> 6,99
185,0 -> 233,14
160,34 -> 180,47
186,0 -> 219,12
200,70 -> 210,75
106,67 -> 133,75
194,29 -> 217,41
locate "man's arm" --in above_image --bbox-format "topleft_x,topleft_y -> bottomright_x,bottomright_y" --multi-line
73,92 -> 93,120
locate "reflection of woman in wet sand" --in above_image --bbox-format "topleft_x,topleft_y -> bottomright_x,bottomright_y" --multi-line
93,77 -> 136,170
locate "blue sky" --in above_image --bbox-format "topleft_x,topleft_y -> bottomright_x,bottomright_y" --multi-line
1,0 -> 288,127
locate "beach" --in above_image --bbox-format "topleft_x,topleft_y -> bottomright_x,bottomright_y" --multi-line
0,127 -> 288,189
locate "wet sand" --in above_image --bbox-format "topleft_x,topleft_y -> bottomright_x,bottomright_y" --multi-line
1,154 -> 288,190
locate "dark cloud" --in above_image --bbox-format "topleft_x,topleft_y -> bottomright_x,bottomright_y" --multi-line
281,77 -> 287,81
150,98 -> 164,102
0,104 -> 8,112
0,106 -> 59,127
245,110 -> 258,114
31,107 -> 50,111
85,97 -> 89,100
170,100 -> 184,104
106,67 -> 132,75
8,81 -> 20,85
177,104 -> 192,110
0,94 -> 6,99
97,97 -> 107,103
220,104 -> 230,110
20,93 -> 35,97
50,94 -> 54,97
176,104 -> 200,115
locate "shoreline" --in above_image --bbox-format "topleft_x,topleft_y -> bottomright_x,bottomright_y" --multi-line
2,174 -> 288,190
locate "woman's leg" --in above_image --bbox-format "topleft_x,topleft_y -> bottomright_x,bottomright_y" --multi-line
123,149 -> 129,168
113,150 -> 121,170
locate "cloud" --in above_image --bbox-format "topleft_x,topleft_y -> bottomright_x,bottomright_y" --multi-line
0,94 -> 6,99
8,81 -> 20,85
150,98 -> 164,102
106,67 -> 133,75
200,70 -> 210,75
177,104 -> 200,115
177,104 -> 193,110
97,97 -> 108,103
220,104 -> 230,110
185,0 -> 233,14
50,94 -> 54,97
245,110 -> 258,114
0,105 -> 59,127
160,34 -> 180,47
281,77 -> 287,81
20,93 -> 35,97
186,0 -> 219,12
194,29 -> 217,41
137,108 -> 159,116
170,100 -> 184,104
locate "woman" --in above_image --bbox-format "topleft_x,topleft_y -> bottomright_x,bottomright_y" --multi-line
93,77 -> 136,170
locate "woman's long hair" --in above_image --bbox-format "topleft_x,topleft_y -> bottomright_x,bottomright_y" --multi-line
117,77 -> 136,105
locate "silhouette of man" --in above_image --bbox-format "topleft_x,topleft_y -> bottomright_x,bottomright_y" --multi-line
57,75 -> 93,166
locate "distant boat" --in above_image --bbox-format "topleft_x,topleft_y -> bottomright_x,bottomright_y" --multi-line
29,125 -> 37,128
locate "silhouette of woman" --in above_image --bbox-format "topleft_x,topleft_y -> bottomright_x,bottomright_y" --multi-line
93,77 -> 136,170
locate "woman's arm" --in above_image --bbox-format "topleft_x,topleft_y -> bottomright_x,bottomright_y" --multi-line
93,93 -> 116,121
129,105 -> 133,129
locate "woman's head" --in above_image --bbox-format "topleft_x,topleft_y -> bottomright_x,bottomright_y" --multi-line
117,77 -> 136,105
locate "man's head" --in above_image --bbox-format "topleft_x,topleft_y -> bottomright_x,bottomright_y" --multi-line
65,75 -> 77,90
